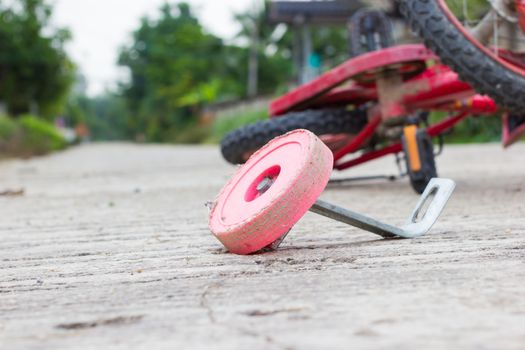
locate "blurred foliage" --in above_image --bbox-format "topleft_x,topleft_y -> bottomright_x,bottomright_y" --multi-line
0,114 -> 17,140
0,0 -> 71,157
0,114 -> 66,157
211,108 -> 268,143
171,122 -> 211,144
445,0 -> 491,20
0,0 -> 74,117
449,117 -> 501,143
114,1 -> 350,143
65,93 -> 130,141
117,3 -> 243,142
431,111 -> 502,143
0,0 -> 509,151
163,107 -> 269,145
19,115 -> 67,152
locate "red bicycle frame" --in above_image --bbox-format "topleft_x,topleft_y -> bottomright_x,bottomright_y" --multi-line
269,44 -> 507,172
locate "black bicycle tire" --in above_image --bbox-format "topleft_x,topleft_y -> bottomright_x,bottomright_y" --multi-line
220,108 -> 367,164
400,0 -> 525,112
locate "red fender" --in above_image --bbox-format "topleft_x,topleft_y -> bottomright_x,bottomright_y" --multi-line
517,0 -> 525,33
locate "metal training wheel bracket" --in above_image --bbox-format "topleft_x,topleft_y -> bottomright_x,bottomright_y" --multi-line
310,178 -> 455,239
209,130 -> 456,255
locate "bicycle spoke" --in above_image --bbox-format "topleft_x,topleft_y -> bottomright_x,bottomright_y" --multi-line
446,0 -> 525,53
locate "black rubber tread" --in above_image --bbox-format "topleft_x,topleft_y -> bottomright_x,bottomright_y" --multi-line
220,108 -> 368,164
400,0 -> 525,112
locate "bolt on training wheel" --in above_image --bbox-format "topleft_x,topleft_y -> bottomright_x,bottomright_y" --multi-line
209,129 -> 333,255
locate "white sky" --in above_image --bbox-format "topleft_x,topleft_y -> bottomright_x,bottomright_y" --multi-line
51,0 -> 254,96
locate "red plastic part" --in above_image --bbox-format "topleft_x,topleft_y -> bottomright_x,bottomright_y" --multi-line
269,44 -> 437,116
333,111 -> 381,162
277,63 -> 498,115
335,112 -> 469,171
209,130 -> 333,255
502,113 -> 525,147
517,0 -> 525,33
307,82 -> 377,109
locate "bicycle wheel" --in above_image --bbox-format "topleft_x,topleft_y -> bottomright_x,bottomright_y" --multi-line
401,0 -> 525,112
220,108 -> 368,164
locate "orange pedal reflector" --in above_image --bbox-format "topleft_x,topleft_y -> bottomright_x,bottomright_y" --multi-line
403,125 -> 422,172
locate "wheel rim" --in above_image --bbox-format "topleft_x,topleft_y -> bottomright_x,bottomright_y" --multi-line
440,0 -> 525,75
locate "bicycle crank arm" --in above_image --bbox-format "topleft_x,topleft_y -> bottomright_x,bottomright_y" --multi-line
309,178 -> 455,239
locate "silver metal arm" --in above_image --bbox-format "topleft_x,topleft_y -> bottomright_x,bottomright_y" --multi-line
310,178 -> 456,239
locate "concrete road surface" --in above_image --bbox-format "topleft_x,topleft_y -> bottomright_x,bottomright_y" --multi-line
0,143 -> 524,349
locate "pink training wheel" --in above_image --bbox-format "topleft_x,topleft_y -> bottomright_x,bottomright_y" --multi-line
209,129 -> 333,255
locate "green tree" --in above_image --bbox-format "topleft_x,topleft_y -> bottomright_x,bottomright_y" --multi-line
117,1 -> 354,143
119,2 -> 241,142
0,0 -> 74,117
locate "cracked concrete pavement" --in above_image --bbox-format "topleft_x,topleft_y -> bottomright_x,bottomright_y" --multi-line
0,142 -> 524,349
